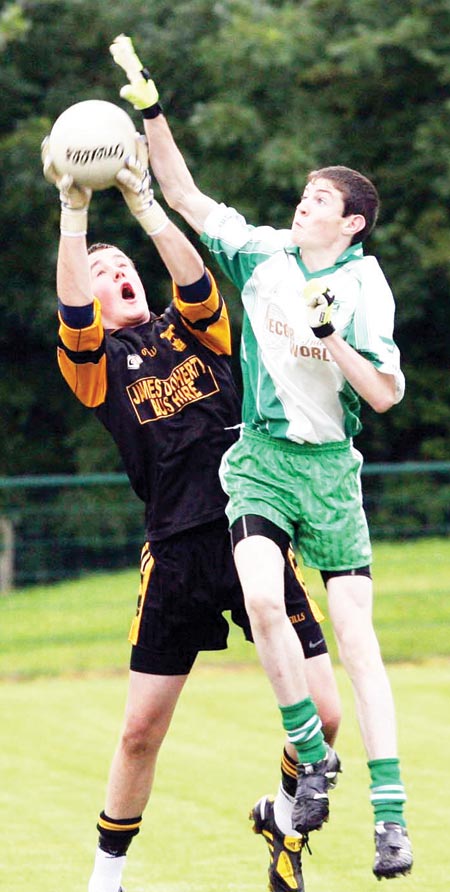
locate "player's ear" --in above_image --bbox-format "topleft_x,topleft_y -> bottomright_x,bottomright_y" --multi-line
342,214 -> 365,238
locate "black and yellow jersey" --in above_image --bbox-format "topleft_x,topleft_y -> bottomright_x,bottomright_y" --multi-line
57,272 -> 240,541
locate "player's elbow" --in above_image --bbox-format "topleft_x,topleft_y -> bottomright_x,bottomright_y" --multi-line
164,186 -> 185,213
371,394 -> 395,414
165,184 -> 195,216
163,184 -> 213,236
367,372 -> 398,413
369,382 -> 397,415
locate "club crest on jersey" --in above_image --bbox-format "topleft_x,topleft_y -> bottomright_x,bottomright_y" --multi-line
127,354 -> 144,370
159,324 -> 186,352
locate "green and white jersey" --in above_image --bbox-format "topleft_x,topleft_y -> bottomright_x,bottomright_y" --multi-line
201,203 -> 405,445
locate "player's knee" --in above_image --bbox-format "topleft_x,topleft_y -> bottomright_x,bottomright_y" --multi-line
120,715 -> 166,759
244,583 -> 284,629
335,624 -> 382,679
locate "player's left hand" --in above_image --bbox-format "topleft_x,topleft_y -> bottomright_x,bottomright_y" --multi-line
304,280 -> 336,338
41,136 -> 91,235
115,153 -> 169,237
110,34 -> 160,113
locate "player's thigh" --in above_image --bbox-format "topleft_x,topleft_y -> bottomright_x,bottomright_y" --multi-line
233,534 -> 285,609
123,670 -> 189,736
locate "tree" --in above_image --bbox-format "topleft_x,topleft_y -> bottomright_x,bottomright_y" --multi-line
0,0 -> 449,480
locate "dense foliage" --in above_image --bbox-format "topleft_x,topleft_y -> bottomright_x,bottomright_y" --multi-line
1,0 -> 449,481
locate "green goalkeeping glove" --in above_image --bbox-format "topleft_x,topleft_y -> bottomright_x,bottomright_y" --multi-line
303,279 -> 336,338
115,137 -> 169,237
109,34 -> 162,118
41,136 -> 92,236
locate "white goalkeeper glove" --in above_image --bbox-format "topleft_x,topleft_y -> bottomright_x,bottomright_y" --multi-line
304,279 -> 335,338
109,34 -> 162,118
41,136 -> 92,236
115,138 -> 169,237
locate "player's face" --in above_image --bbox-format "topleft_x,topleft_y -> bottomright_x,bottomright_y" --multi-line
291,178 -> 349,252
88,247 -> 150,329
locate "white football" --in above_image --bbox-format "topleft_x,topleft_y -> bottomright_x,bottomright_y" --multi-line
48,99 -> 136,190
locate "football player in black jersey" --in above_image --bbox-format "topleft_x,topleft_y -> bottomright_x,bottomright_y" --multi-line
42,140 -> 341,892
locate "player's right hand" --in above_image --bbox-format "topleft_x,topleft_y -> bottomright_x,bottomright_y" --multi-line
115,154 -> 169,237
303,279 -> 336,338
41,136 -> 91,234
109,34 -> 160,112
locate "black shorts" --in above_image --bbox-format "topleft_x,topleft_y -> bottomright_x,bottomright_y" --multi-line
129,517 -> 328,675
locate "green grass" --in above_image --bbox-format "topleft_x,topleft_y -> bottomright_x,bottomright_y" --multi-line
1,537 -> 449,890
1,663 -> 449,891
1,537 -> 449,678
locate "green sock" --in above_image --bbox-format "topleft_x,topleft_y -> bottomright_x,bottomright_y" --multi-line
368,758 -> 407,826
279,696 -> 326,765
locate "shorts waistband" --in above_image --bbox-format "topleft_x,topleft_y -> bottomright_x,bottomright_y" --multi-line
241,426 -> 352,456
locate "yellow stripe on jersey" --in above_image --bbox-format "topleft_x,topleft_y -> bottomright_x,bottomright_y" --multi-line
287,547 -> 324,624
129,542 -> 154,645
172,269 -> 232,356
57,297 -> 108,407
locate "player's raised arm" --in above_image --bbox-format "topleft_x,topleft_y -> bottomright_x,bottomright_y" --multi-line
41,136 -> 93,307
110,34 -> 217,234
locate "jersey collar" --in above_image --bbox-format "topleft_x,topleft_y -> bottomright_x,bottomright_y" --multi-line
286,241 -> 364,277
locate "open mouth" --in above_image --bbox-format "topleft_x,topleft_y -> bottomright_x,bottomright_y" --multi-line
121,283 -> 135,301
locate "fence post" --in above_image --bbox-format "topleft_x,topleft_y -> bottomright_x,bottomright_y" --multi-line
0,516 -> 14,593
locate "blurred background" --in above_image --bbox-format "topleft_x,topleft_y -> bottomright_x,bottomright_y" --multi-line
0,0 -> 449,588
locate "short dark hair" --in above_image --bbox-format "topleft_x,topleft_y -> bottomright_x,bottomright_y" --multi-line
307,165 -> 379,243
87,242 -> 117,255
87,243 -> 136,268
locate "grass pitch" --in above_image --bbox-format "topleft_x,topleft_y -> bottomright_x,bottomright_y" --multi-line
1,537 -> 449,678
0,536 -> 449,890
1,662 -> 449,892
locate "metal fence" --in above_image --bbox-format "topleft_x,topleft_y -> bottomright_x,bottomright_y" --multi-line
0,462 -> 449,591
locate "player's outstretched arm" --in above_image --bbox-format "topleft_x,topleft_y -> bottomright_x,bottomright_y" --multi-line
41,136 -> 93,308
110,34 -> 217,235
144,114 -> 217,236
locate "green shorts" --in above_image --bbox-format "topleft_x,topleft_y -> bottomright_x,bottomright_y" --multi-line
219,427 -> 372,572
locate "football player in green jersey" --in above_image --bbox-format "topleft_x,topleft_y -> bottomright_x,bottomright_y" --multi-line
109,34 -> 413,883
